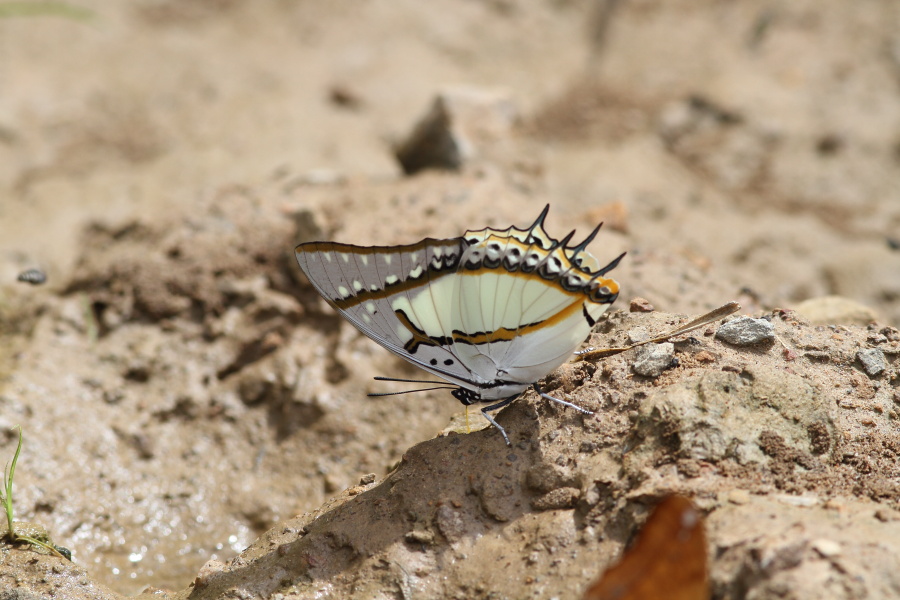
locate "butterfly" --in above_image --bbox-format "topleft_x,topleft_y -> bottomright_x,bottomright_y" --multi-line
294,205 -> 623,445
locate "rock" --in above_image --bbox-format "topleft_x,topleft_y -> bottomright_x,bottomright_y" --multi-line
526,463 -> 575,493
792,296 -> 880,326
531,487 -> 581,511
16,268 -> 47,285
716,316 -> 775,345
857,348 -> 887,377
626,366 -> 834,464
811,538 -> 842,558
632,342 -> 675,377
629,296 -> 655,312
404,530 -> 434,545
394,87 -> 518,174
726,489 -> 751,505
435,505 -> 468,543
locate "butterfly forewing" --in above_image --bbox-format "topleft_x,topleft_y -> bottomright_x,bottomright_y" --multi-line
295,239 -> 484,389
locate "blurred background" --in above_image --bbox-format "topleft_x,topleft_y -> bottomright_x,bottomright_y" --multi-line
0,0 -> 898,594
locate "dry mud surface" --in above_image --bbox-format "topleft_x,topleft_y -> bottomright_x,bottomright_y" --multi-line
1,2 -> 899,599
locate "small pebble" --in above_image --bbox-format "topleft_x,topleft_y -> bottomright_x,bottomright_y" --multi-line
715,317 -> 775,345
404,530 -> 434,545
632,342 -> 675,377
16,268 -> 47,285
811,538 -> 842,558
629,297 -> 655,312
726,489 -> 750,505
694,350 -> 716,363
856,348 -> 887,377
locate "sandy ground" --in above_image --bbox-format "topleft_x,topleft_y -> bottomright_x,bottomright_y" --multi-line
0,1 -> 899,599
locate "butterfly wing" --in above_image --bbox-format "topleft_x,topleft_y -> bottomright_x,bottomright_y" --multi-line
295,207 -> 622,403
295,238 -> 487,390
450,215 -> 619,396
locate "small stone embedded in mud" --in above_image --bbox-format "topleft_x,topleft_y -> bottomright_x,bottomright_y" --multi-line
715,316 -> 775,345
694,350 -> 717,363
435,505 -> 468,543
193,559 -> 227,589
631,342 -> 675,377
811,538 -> 842,558
626,327 -> 650,345
856,348 -> 887,377
726,489 -> 751,505
359,473 -> 377,485
804,350 -> 831,362
16,268 -> 47,285
404,530 -> 435,546
525,463 -> 575,494
530,487 -> 581,511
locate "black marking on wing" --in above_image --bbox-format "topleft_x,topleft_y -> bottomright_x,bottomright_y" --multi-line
582,304 -> 596,327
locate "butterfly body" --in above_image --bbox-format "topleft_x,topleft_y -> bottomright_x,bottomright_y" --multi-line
295,206 -> 622,444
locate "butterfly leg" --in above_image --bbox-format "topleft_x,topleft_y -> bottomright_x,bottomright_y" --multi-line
480,395 -> 518,447
532,384 -> 594,415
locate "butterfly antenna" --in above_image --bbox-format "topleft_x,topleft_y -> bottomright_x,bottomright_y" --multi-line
368,375 -> 456,397
594,251 -> 627,276
368,386 -> 456,397
373,376 -> 455,385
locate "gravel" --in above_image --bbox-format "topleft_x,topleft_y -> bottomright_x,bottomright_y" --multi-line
716,317 -> 775,345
